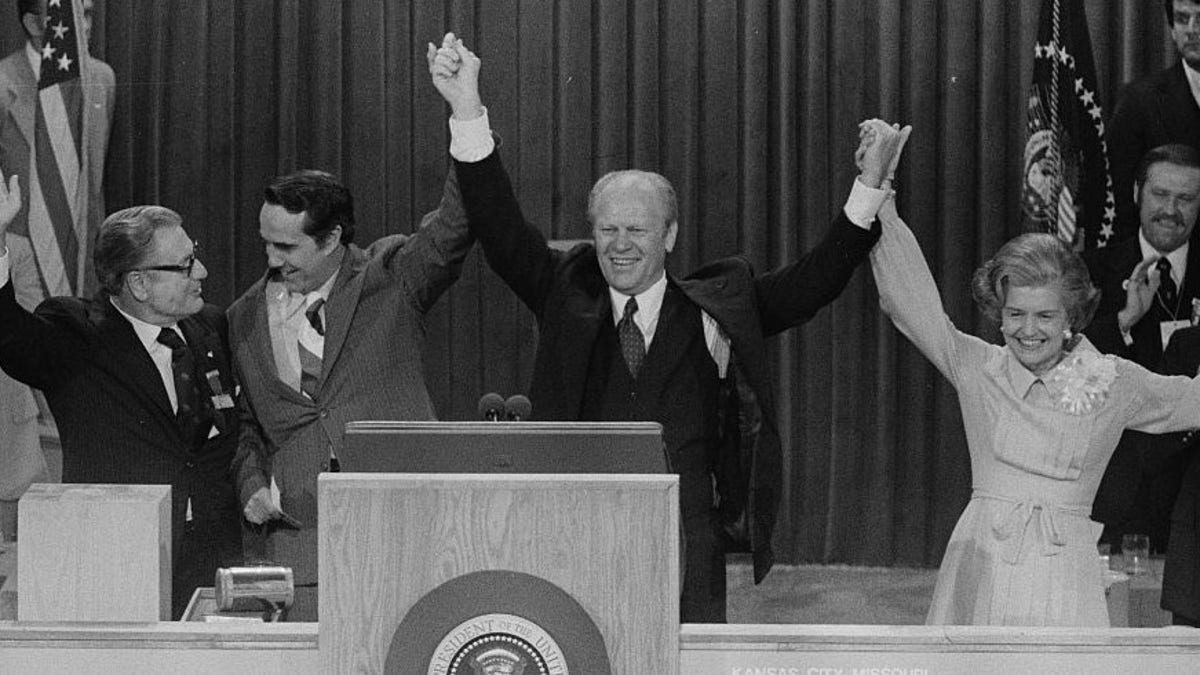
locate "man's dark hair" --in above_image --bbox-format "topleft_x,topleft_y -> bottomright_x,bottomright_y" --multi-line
94,205 -> 184,296
1166,0 -> 1174,24
263,169 -> 356,245
1135,143 -> 1200,189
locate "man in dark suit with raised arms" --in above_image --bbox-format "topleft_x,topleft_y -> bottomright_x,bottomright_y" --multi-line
428,32 -> 907,622
0,174 -> 242,619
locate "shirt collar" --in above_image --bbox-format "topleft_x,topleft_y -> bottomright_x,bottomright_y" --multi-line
1003,349 -> 1043,399
305,268 -> 338,305
109,296 -> 181,352
1138,229 -> 1189,284
608,273 -> 668,326
1184,58 -> 1200,110
267,266 -> 339,310
24,40 -> 39,80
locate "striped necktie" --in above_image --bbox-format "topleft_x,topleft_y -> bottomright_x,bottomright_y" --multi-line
298,298 -> 325,398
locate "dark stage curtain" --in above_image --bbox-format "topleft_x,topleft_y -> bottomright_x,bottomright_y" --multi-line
0,1 -> 1176,567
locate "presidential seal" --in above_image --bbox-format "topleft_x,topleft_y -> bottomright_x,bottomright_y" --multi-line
386,570 -> 611,673
428,613 -> 567,675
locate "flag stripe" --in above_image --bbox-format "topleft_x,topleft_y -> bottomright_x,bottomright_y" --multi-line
26,0 -> 89,295
26,164 -> 71,296
40,85 -> 81,225
33,94 -> 80,293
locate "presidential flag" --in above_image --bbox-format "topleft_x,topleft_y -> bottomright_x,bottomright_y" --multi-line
1021,0 -> 1116,249
25,0 -> 91,296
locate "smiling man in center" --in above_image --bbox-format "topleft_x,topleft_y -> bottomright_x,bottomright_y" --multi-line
428,32 -> 906,622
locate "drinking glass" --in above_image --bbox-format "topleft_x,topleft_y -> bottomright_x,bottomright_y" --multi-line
1122,533 -> 1151,576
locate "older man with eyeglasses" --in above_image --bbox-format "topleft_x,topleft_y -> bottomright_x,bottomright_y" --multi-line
0,174 -> 243,619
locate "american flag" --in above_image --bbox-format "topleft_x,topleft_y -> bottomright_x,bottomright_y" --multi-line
26,0 -> 90,296
1020,0 -> 1116,250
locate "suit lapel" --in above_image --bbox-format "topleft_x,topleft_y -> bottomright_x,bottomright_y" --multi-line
92,299 -> 176,420
639,284 -> 697,387
560,285 -> 607,417
1181,240 -> 1200,308
318,246 -> 369,388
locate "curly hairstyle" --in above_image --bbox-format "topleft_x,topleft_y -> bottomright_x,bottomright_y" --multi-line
971,232 -> 1100,332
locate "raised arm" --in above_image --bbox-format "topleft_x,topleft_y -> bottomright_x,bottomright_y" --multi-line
752,120 -> 907,334
378,166 -> 474,314
428,32 -> 560,315
864,124 -> 982,385
0,173 -> 78,390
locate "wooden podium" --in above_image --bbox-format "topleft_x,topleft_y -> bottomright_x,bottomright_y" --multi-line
318,473 -> 679,673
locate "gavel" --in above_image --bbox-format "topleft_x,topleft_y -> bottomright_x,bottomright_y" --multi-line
214,566 -> 294,621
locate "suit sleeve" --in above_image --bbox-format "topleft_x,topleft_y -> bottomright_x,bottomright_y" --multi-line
453,150 -> 561,316
0,281 -> 79,390
1162,328 -> 1200,377
231,357 -> 271,507
751,212 -> 880,337
1082,251 -> 1135,359
383,166 -> 475,313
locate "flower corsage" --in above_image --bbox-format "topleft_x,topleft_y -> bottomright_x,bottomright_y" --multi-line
1045,350 -> 1117,415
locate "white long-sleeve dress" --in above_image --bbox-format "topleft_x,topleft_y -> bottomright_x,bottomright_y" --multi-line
870,207 -> 1200,626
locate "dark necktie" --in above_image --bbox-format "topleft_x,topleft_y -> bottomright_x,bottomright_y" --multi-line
298,298 -> 325,398
306,297 -> 326,337
1157,257 -> 1178,312
618,296 -> 645,377
157,327 -> 200,443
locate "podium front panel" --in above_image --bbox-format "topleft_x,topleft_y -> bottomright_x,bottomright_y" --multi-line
319,473 -> 678,673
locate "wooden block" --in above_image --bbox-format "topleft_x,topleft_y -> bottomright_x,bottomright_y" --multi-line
0,542 -> 15,620
18,483 -> 171,621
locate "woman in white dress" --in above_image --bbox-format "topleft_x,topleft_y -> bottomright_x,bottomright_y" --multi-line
864,122 -> 1200,626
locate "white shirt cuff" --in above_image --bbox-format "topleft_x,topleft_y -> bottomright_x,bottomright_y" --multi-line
842,179 -> 889,229
449,108 -> 495,162
0,245 -> 10,287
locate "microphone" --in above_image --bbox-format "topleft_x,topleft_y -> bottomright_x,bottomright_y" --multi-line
478,392 -> 505,421
504,394 -> 532,421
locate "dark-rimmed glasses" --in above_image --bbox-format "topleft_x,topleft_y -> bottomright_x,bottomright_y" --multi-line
134,242 -> 201,277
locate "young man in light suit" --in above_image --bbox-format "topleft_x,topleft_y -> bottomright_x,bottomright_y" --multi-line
229,168 -> 472,621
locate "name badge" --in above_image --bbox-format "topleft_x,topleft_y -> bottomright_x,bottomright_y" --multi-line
205,369 -> 225,395
1161,319 -> 1190,350
211,394 -> 234,410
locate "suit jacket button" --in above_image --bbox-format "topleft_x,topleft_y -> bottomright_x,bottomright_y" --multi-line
319,409 -> 329,418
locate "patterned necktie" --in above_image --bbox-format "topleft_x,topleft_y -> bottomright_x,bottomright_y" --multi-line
298,298 -> 325,398
618,296 -> 646,377
1157,257 -> 1178,312
156,327 -> 200,442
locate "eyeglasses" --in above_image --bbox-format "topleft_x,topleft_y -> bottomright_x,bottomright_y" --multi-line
134,242 -> 201,277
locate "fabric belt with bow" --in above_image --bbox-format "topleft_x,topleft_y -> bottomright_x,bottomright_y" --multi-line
973,489 -> 1090,564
